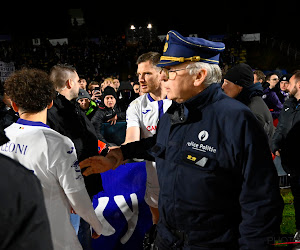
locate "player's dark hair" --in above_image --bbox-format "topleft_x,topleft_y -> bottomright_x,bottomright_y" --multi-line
5,68 -> 56,113
136,52 -> 161,66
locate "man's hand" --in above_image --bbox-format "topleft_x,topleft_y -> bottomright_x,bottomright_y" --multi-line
275,150 -> 281,157
79,148 -> 125,176
91,90 -> 101,101
107,114 -> 117,125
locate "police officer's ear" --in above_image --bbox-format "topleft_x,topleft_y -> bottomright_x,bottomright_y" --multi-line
194,68 -> 208,87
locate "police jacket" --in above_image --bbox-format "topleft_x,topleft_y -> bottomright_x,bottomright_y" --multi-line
122,84 -> 283,249
272,96 -> 300,175
47,93 -> 103,196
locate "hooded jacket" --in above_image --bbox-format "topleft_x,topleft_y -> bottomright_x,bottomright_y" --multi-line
236,83 -> 274,145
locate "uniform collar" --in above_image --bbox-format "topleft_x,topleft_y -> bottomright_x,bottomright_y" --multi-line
16,118 -> 50,128
184,83 -> 223,111
167,84 -> 224,125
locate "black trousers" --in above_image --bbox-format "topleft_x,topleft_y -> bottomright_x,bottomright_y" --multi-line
290,175 -> 300,229
154,232 -> 239,250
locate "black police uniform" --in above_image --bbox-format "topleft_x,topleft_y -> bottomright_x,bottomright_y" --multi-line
122,84 -> 283,249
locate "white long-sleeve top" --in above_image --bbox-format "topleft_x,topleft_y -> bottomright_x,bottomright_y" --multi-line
2,119 -> 102,250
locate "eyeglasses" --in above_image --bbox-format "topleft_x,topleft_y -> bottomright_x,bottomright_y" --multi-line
160,68 -> 187,80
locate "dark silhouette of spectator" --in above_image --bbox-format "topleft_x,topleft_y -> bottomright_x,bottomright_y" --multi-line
222,63 -> 274,146
95,86 -> 126,143
262,73 -> 283,121
117,81 -> 136,112
274,74 -> 292,104
0,81 -> 18,128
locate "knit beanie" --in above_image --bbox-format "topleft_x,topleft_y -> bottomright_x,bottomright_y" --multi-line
76,89 -> 91,101
103,86 -> 117,99
224,63 -> 254,88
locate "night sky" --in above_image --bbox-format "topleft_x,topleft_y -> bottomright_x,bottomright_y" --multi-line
0,2 -> 297,40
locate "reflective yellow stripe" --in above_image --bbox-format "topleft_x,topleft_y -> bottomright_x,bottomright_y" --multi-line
160,55 -> 218,63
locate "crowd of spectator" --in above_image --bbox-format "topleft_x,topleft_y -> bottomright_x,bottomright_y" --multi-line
0,34 -> 164,82
0,33 -> 295,148
0,33 -> 251,84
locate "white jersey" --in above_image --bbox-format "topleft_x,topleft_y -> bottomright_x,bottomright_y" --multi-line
2,119 -> 85,250
126,93 -> 172,207
126,93 -> 172,138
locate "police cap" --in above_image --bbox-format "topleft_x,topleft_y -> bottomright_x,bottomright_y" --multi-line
157,30 -> 225,67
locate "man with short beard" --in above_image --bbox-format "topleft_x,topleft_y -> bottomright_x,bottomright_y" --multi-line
272,70 -> 300,244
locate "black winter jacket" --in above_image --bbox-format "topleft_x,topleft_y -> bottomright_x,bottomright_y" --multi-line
47,94 -> 103,195
236,83 -> 274,145
272,96 -> 300,174
90,104 -> 126,143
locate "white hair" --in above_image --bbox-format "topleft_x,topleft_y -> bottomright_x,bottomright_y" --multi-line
186,62 -> 222,86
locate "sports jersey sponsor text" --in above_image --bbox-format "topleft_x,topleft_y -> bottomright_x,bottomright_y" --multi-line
0,142 -> 28,155
146,125 -> 157,132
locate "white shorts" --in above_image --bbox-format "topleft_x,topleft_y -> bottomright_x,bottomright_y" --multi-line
144,161 -> 160,208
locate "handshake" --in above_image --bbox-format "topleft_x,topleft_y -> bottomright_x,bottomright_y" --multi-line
79,147 -> 126,176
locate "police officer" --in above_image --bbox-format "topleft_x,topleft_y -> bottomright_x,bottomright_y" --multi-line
80,30 -> 283,249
